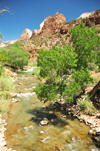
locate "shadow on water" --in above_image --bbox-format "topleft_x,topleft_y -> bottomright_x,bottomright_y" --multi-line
27,104 -> 74,127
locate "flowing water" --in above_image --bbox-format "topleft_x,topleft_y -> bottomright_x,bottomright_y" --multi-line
5,69 -> 100,151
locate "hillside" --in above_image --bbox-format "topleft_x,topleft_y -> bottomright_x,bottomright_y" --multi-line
20,10 -> 100,61
0,10 -> 100,60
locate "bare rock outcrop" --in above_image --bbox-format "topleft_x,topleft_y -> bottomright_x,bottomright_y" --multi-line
77,11 -> 95,19
19,28 -> 32,41
42,12 -> 66,34
84,11 -> 100,26
31,12 -> 66,38
31,18 -> 47,38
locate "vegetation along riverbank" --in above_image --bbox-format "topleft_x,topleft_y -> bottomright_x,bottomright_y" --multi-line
0,9 -> 100,150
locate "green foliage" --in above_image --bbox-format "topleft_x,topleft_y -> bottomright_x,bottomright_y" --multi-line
37,45 -> 77,78
95,49 -> 100,70
0,65 -> 4,76
0,75 -> 13,91
79,96 -> 97,114
0,47 -> 8,63
28,61 -> 37,66
0,47 -> 8,75
0,32 -> 3,40
35,23 -> 100,103
32,67 -> 41,76
95,9 -> 100,14
35,45 -> 78,103
88,62 -> 99,72
79,99 -> 88,110
68,23 -> 100,70
8,42 -> 30,70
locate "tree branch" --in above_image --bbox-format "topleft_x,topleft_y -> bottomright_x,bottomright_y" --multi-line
0,9 -> 9,14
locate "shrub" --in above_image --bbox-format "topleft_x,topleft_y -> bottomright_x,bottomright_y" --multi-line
0,75 -> 13,91
35,23 -> 100,103
0,65 -> 4,76
95,9 -> 99,14
8,42 -> 30,70
28,61 -> 37,66
32,67 -> 41,76
0,47 -> 8,63
79,99 -> 87,110
88,62 -> 99,72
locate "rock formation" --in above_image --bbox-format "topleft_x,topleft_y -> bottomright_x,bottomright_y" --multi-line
19,28 -> 32,41
31,12 -> 66,38
77,11 -> 95,19
42,12 -> 66,34
84,11 -> 100,26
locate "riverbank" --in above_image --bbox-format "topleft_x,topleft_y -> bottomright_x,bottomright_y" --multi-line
0,67 -> 17,151
1,66 -> 100,150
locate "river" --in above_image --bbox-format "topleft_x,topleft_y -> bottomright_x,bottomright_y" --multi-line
5,68 -> 100,151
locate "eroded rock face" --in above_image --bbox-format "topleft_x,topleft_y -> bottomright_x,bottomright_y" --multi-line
42,12 -> 66,34
31,18 -> 47,38
31,12 -> 66,38
60,24 -> 72,34
77,11 -> 95,19
84,11 -> 100,26
31,29 -> 41,38
19,28 -> 32,41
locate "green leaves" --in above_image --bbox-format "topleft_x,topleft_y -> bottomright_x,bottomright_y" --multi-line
7,42 -> 30,70
69,23 -> 100,70
37,45 -> 77,79
0,32 -> 3,41
35,23 -> 100,103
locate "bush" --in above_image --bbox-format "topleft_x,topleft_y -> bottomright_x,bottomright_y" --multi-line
88,62 -> 99,72
95,9 -> 100,14
32,67 -> 41,76
35,23 -> 100,103
0,75 -> 13,91
0,47 -> 8,63
79,99 -> 87,110
8,42 -> 30,70
0,65 -> 4,76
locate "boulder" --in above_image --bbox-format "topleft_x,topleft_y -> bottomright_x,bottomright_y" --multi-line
40,118 -> 49,126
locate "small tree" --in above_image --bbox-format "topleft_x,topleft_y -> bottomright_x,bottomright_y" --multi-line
8,42 -> 30,70
35,23 -> 100,103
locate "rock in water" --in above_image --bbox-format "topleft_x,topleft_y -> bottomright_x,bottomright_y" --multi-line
40,118 -> 49,126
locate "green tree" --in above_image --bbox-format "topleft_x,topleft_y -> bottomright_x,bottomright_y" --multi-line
68,23 -> 99,70
35,45 -> 77,103
8,42 -> 30,70
0,32 -> 3,43
0,47 -> 8,63
35,23 -> 100,103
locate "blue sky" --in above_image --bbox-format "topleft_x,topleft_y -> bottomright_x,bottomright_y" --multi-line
0,0 -> 100,41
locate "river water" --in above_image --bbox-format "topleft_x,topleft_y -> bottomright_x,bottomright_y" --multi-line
5,69 -> 100,151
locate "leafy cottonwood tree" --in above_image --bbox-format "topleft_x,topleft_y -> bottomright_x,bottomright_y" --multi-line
7,42 -> 30,70
35,23 -> 100,103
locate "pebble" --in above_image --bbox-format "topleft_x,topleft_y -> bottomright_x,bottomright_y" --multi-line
40,131 -> 45,134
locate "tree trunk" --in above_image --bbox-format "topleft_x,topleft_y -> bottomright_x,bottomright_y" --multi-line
91,80 -> 100,97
